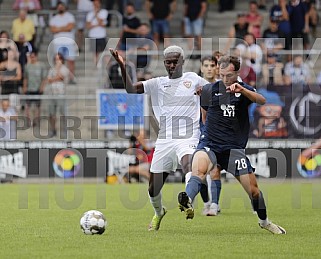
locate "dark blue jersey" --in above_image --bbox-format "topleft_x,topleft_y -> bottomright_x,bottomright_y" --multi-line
200,81 -> 254,152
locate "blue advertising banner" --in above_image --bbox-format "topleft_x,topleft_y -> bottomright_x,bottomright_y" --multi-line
96,90 -> 148,130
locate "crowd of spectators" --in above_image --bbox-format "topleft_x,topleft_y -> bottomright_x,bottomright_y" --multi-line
0,0 -> 320,140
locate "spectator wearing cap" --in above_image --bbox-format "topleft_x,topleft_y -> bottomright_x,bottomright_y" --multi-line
270,0 -> 291,50
261,52 -> 285,88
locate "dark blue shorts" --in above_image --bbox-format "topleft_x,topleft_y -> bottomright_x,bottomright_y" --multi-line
195,138 -> 254,177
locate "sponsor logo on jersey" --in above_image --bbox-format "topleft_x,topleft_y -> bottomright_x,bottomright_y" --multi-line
215,93 -> 223,96
235,93 -> 241,97
164,85 -> 171,88
183,81 -> 192,88
221,104 -> 235,117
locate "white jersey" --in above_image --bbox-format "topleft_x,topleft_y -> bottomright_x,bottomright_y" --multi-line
143,72 -> 208,142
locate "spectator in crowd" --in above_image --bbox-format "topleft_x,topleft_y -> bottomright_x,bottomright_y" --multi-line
0,49 -> 22,95
225,12 -> 252,52
261,52 -> 285,88
0,31 -> 18,63
119,2 -> 141,51
11,9 -> 36,46
218,0 -> 235,13
183,0 -> 207,59
236,33 -> 263,75
128,23 -> 154,72
76,0 -> 94,52
307,0 -> 319,39
145,0 -> 176,47
23,49 -> 46,127
231,47 -> 256,87
284,54 -> 312,89
0,99 -> 18,141
86,0 -> 108,64
288,0 -> 310,50
102,0 -> 124,15
46,53 -> 69,138
270,0 -> 292,50
127,129 -> 153,182
245,1 -> 264,39
107,50 -> 137,89
12,0 -> 42,45
49,1 -> 77,84
51,0 -> 69,9
261,17 -> 285,59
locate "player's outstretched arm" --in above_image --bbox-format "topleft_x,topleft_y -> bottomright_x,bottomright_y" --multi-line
109,48 -> 144,94
229,83 -> 266,105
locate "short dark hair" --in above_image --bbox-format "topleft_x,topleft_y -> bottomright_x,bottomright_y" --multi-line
31,48 -> 38,55
218,55 -> 240,71
201,55 -> 217,65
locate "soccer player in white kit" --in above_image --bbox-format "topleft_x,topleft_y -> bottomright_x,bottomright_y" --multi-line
110,45 -> 208,231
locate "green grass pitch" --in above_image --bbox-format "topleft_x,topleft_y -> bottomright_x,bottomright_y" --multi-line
0,181 -> 321,258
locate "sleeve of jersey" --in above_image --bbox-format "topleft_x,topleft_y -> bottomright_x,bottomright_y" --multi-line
242,83 -> 256,105
142,78 -> 157,95
200,84 -> 211,111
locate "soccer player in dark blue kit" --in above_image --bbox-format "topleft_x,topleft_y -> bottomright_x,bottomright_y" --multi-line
178,55 -> 286,234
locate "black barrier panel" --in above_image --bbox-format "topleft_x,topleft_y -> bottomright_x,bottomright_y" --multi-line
0,147 -> 320,179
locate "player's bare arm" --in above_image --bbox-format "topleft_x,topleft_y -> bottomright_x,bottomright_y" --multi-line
109,48 -> 144,94
229,83 -> 266,105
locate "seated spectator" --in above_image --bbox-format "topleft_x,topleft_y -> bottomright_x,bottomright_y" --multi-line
284,55 -> 312,89
225,12 -> 252,52
236,33 -> 263,75
261,52 -> 285,87
12,0 -> 42,44
0,99 -> 18,141
245,1 -> 264,38
127,129 -> 153,182
23,49 -> 46,127
260,17 -> 285,58
0,49 -> 22,95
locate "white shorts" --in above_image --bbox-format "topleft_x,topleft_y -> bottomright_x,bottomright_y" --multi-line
150,138 -> 199,173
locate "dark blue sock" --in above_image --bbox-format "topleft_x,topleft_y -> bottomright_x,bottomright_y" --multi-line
211,180 -> 222,204
251,191 -> 267,220
186,176 -> 203,202
200,183 -> 209,203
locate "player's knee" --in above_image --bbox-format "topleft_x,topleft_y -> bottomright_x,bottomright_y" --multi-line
192,152 -> 210,176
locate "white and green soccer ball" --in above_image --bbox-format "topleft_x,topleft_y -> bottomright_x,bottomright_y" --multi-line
80,210 -> 107,235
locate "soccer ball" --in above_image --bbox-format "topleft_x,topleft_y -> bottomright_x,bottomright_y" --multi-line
80,210 -> 107,235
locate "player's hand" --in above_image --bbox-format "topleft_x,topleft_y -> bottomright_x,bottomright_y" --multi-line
194,85 -> 202,95
229,82 -> 244,93
109,48 -> 124,65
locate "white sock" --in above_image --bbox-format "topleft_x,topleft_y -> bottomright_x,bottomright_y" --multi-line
185,172 -> 192,186
259,218 -> 269,227
149,192 -> 163,216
